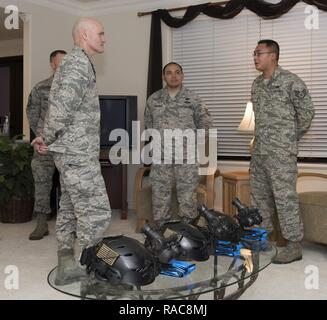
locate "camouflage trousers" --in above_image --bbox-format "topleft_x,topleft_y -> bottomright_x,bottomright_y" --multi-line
150,164 -> 200,224
250,154 -> 303,242
31,151 -> 56,215
53,153 -> 111,251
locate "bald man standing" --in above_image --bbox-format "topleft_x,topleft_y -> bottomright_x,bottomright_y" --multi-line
32,18 -> 111,285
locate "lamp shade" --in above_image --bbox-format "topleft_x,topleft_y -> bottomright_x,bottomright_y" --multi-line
238,101 -> 255,132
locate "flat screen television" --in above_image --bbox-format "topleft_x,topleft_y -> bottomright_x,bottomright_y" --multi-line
99,95 -> 137,148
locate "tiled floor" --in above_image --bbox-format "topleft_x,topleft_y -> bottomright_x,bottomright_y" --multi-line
0,210 -> 326,300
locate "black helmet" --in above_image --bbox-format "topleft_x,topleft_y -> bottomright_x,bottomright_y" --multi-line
161,221 -> 211,262
80,235 -> 160,286
197,205 -> 243,243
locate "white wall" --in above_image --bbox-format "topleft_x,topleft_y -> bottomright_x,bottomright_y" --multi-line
0,0 -> 77,139
0,0 -> 75,81
94,10 -> 151,130
92,10 -> 152,210
0,38 -> 23,57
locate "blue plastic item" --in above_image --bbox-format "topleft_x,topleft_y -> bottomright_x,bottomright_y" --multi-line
240,227 -> 270,251
160,259 -> 196,277
241,228 -> 268,241
215,240 -> 244,257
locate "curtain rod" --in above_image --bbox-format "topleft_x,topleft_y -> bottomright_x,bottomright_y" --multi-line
137,1 -> 229,17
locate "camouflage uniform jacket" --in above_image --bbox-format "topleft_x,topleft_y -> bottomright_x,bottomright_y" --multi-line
43,45 -> 100,157
251,66 -> 314,156
145,86 -> 211,131
26,76 -> 53,136
145,86 -> 212,161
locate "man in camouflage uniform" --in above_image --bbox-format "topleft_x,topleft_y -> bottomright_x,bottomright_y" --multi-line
250,40 -> 314,264
145,62 -> 212,226
32,18 -> 111,285
26,50 -> 66,241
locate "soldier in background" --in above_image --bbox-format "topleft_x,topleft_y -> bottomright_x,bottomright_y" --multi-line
26,49 -> 66,240
250,39 -> 314,264
31,17 -> 111,285
145,62 -> 212,226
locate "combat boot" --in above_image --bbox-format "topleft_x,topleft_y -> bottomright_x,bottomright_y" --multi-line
272,240 -> 302,264
54,249 -> 86,286
29,214 -> 49,240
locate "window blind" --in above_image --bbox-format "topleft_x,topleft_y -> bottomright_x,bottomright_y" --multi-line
172,3 -> 327,159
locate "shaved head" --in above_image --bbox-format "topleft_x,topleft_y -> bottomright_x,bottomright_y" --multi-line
72,17 -> 105,56
72,18 -> 96,42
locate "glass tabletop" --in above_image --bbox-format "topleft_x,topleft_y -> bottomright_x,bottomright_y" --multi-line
48,239 -> 276,300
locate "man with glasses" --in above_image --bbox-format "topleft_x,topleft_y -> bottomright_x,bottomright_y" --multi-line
250,39 -> 314,264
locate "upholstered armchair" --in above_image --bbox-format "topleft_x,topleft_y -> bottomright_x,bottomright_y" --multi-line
298,172 -> 327,245
270,172 -> 327,246
133,166 -> 220,232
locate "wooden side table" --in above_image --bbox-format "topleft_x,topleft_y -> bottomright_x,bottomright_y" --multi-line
222,171 -> 250,216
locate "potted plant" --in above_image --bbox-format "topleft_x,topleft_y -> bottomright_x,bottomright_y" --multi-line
0,135 -> 34,223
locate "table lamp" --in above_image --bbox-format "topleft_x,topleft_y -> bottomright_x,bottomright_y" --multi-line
238,101 -> 255,153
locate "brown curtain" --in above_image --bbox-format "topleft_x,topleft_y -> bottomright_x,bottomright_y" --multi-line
147,0 -> 327,97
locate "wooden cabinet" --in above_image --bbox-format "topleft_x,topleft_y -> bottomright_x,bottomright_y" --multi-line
100,149 -> 127,219
222,171 -> 250,216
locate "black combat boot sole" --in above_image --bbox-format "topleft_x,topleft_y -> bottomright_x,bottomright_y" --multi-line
272,255 -> 302,264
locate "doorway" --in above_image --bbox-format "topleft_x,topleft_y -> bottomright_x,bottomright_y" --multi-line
0,55 -> 23,137
0,7 -> 24,137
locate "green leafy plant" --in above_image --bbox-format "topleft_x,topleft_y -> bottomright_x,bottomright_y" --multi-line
0,135 -> 34,205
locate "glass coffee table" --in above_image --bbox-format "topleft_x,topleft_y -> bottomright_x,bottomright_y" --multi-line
48,240 -> 276,300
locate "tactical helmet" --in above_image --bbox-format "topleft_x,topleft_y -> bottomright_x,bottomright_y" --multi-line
80,235 -> 160,286
161,221 -> 211,262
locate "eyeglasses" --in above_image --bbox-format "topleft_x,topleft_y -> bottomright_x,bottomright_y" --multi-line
253,51 -> 273,57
